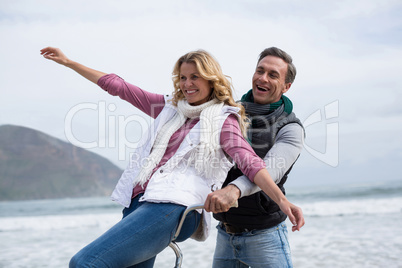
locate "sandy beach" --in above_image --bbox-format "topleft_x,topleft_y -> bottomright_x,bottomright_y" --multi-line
1,181 -> 402,267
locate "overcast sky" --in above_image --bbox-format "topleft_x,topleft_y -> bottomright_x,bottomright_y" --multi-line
1,0 -> 401,187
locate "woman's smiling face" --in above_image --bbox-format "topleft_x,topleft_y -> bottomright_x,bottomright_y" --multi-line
179,62 -> 212,106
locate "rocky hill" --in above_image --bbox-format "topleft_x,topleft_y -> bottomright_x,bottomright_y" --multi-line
0,124 -> 123,201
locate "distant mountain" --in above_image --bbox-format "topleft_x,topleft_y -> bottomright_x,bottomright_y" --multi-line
0,124 -> 123,201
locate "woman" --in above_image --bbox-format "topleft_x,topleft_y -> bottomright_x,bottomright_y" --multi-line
40,47 -> 304,268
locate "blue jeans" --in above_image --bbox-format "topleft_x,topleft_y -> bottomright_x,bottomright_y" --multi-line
213,222 -> 293,268
69,194 -> 201,268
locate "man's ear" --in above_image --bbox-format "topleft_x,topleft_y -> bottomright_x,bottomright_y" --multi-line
283,83 -> 292,94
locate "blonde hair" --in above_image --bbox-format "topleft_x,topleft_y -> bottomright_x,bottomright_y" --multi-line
171,50 -> 249,137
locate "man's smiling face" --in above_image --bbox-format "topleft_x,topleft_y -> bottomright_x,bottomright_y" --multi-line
252,55 -> 291,105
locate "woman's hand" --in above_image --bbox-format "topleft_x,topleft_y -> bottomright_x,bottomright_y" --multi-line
40,46 -> 106,84
278,199 -> 305,232
253,169 -> 305,231
40,47 -> 70,66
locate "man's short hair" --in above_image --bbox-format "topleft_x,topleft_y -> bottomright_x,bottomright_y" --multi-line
258,47 -> 296,84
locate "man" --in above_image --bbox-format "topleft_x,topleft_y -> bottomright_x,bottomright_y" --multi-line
204,47 -> 305,268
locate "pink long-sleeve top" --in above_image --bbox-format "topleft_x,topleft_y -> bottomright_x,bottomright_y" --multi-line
98,74 -> 265,198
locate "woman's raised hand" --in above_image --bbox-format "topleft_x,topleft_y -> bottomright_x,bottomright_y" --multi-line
40,47 -> 70,66
40,47 -> 106,84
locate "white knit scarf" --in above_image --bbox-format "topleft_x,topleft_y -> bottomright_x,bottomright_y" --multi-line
135,98 -> 225,187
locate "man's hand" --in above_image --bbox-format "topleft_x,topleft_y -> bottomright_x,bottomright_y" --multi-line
204,184 -> 240,213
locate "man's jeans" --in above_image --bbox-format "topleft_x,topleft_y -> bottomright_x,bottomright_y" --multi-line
213,222 -> 293,268
69,194 -> 201,268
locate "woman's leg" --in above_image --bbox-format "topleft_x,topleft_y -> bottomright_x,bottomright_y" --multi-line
126,257 -> 156,268
121,196 -> 158,268
126,204 -> 201,268
70,199 -> 201,268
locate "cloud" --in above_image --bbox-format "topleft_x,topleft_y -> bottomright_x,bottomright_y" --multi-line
1,0 -> 401,183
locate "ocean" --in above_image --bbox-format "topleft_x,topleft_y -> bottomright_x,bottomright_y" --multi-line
1,180 -> 401,268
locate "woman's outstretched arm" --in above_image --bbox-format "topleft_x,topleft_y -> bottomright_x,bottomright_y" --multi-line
40,47 -> 165,118
204,114 -> 305,231
40,47 -> 106,84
